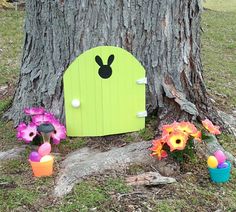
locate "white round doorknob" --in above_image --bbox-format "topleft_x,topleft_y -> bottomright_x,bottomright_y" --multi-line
72,99 -> 80,108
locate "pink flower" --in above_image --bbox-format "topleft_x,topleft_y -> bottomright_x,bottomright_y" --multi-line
16,122 -> 27,140
50,119 -> 66,144
24,107 -> 45,115
18,123 -> 37,143
32,113 -> 56,126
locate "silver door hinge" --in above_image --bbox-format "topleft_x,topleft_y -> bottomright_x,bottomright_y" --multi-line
136,77 -> 147,85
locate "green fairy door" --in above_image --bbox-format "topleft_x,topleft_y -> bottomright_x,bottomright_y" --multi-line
63,46 -> 146,136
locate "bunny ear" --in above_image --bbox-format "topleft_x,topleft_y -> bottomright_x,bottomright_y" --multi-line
95,55 -> 103,66
107,55 -> 114,66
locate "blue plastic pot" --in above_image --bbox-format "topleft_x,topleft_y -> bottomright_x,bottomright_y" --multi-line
208,161 -> 231,183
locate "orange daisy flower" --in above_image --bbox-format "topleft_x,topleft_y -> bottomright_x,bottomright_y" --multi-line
176,121 -> 198,135
161,122 -> 178,137
202,119 -> 221,135
150,139 -> 168,160
166,130 -> 188,151
191,131 -> 202,142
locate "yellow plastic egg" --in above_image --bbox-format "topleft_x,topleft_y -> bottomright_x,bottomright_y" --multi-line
40,155 -> 53,163
207,156 -> 218,168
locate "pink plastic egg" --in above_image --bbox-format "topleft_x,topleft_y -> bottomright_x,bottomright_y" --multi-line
38,142 -> 51,157
214,150 -> 226,164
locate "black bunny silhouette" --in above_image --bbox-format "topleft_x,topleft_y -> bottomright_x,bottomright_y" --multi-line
95,54 -> 114,79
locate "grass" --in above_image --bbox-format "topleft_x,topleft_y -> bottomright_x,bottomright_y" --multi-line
202,1 -> 236,112
204,0 -> 236,12
57,181 -> 109,211
0,120 -> 17,151
0,97 -> 11,114
58,138 -> 87,155
104,177 -> 131,193
0,10 -> 24,85
0,0 -> 235,211
0,161 -> 39,211
45,178 -> 131,211
0,187 -> 40,211
138,128 -> 155,140
219,133 -> 236,155
154,200 -> 187,212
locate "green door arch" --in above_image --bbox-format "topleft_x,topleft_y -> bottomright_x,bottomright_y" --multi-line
63,46 -> 146,136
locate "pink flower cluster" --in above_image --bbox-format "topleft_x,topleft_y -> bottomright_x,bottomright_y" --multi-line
17,107 -> 66,144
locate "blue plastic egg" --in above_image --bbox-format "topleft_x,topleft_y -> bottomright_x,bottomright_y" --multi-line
217,162 -> 228,169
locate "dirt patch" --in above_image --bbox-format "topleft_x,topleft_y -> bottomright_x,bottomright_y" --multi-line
85,133 -> 141,151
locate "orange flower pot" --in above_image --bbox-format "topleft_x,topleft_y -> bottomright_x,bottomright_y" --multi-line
29,157 -> 54,177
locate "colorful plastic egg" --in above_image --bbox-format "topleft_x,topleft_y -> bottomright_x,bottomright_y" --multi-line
217,162 -> 228,169
38,142 -> 51,157
207,156 -> 218,168
40,155 -> 53,163
214,150 -> 226,164
29,151 -> 41,162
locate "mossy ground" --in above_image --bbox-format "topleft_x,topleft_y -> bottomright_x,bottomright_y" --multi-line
0,1 -> 236,211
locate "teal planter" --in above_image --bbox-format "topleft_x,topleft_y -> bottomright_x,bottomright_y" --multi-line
208,161 -> 231,183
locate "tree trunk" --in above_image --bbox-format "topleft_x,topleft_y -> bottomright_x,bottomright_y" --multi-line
4,0 -> 222,128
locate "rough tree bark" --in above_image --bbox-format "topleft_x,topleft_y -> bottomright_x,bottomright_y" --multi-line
4,0 -> 222,128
